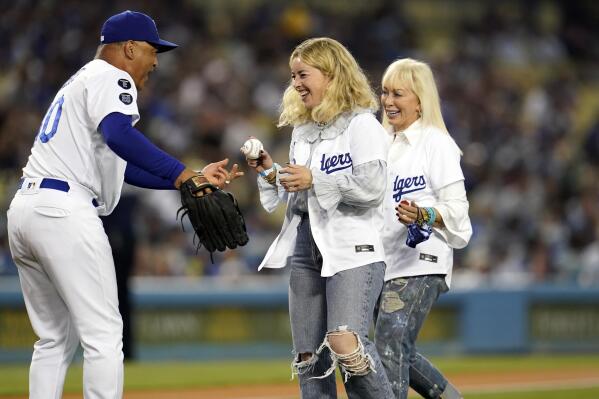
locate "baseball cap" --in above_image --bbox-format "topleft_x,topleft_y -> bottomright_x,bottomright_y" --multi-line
100,10 -> 178,53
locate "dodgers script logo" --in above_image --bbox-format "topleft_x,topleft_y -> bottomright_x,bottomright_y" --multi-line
393,175 -> 426,202
320,153 -> 352,174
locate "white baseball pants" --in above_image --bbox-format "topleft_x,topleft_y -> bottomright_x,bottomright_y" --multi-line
7,178 -> 123,399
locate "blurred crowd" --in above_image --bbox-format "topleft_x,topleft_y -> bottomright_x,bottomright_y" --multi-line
0,0 -> 597,287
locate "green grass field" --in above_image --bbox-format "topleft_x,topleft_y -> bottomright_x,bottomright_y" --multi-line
469,389 -> 599,399
1,354 -> 598,398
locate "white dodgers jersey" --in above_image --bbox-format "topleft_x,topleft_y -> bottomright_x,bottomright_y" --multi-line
22,59 -> 140,215
382,121 -> 464,285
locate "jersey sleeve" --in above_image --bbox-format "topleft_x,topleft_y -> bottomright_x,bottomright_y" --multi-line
86,69 -> 140,129
348,113 -> 388,167
426,130 -> 465,191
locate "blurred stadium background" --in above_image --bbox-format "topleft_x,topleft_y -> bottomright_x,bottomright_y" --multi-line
0,0 -> 598,397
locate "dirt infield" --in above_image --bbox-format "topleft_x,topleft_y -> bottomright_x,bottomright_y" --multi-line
3,366 -> 593,399
126,368 -> 599,398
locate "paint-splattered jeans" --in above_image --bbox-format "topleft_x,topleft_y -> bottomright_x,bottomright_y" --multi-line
288,214 -> 394,399
374,275 -> 449,399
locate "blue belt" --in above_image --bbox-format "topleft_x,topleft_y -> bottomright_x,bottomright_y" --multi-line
18,177 -> 70,192
18,178 -> 99,207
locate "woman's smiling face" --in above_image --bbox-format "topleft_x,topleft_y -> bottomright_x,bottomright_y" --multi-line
381,83 -> 421,131
290,57 -> 330,110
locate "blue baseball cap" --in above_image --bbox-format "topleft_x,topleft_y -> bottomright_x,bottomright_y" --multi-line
100,10 -> 178,53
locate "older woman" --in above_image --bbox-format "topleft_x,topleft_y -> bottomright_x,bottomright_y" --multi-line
376,58 -> 472,399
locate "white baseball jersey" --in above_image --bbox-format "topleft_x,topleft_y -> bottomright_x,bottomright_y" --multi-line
382,120 -> 471,286
258,111 -> 388,277
22,59 -> 140,215
8,57 -> 139,398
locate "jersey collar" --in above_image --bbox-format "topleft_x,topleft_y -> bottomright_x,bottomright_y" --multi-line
296,107 -> 376,143
394,118 -> 422,145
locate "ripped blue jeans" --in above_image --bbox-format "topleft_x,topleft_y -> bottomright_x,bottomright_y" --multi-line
288,214 -> 393,399
374,275 -> 449,399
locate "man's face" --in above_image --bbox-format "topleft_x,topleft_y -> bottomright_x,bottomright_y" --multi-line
130,41 -> 158,91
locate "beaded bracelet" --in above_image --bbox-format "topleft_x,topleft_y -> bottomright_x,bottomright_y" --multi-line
424,207 -> 436,227
415,206 -> 436,227
416,207 -> 426,226
264,170 -> 277,185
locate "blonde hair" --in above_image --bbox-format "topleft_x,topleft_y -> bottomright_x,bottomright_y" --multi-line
381,58 -> 448,133
278,37 -> 378,127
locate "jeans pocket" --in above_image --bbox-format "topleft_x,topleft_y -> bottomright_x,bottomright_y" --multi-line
33,206 -> 71,218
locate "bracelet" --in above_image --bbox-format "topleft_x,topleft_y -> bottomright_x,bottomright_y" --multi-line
260,163 -> 279,185
424,207 -> 436,227
264,170 -> 277,185
258,168 -> 271,177
259,163 -> 278,177
416,207 -> 427,225
415,206 -> 436,227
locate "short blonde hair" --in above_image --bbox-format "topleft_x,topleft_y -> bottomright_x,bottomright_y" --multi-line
381,58 -> 448,133
278,37 -> 378,127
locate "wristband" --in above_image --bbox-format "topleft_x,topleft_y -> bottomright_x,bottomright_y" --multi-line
259,164 -> 277,177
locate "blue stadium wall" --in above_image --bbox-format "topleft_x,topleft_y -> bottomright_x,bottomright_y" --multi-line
1,279 -> 598,362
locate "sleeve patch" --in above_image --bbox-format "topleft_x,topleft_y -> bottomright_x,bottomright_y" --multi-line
118,79 -> 132,89
119,93 -> 133,105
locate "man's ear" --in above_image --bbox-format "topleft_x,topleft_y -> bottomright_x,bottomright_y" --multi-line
124,40 -> 135,60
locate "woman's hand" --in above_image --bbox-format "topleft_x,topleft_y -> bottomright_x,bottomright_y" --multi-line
202,158 -> 244,188
242,137 -> 274,174
395,199 -> 419,226
396,200 -> 443,228
279,163 -> 313,192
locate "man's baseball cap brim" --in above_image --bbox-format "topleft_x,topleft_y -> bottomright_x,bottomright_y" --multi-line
148,39 -> 178,53
101,10 -> 178,53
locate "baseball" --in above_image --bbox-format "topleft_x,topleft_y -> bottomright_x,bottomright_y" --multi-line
241,138 -> 263,160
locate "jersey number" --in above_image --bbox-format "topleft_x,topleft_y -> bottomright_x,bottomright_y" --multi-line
38,96 -> 64,143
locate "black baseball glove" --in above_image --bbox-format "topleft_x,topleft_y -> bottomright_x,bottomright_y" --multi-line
177,175 -> 249,254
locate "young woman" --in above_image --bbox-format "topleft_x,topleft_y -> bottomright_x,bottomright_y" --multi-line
245,37 -> 393,399
376,58 -> 472,399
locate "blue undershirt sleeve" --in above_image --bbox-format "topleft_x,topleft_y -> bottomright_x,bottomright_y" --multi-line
124,163 -> 174,189
99,112 -> 185,188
